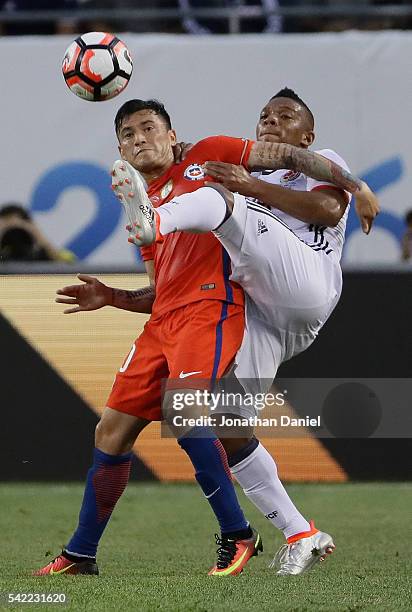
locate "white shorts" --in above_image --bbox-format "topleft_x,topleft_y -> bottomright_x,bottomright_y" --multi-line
213,195 -> 342,395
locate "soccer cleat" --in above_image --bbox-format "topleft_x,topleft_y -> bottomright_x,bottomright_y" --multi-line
111,159 -> 156,246
208,527 -> 263,576
269,520 -> 335,575
33,553 -> 99,576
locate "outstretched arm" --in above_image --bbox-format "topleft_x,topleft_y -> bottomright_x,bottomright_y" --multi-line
110,284 -> 155,313
110,260 -> 155,313
247,142 -> 362,194
56,262 -> 155,314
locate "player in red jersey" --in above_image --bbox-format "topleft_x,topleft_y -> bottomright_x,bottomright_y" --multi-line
134,136 -> 250,322
35,99 -> 371,578
108,134 -> 252,424
35,104 -> 264,578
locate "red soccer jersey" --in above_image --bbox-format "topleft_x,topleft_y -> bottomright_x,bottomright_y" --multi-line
140,135 -> 253,317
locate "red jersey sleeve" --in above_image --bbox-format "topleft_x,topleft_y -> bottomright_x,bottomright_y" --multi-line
140,244 -> 155,261
200,136 -> 254,168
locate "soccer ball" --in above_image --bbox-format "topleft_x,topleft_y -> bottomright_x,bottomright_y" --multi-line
62,32 -> 133,102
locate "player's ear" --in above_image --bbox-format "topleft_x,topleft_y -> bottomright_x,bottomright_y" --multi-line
301,130 -> 315,147
169,129 -> 177,146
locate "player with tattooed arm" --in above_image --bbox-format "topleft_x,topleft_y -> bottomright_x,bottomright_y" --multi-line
34,94 -> 377,578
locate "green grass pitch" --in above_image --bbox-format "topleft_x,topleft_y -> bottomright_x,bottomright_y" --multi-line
1,482 -> 411,611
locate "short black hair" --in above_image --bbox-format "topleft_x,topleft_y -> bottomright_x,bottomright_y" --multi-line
270,87 -> 314,128
115,99 -> 172,135
405,209 -> 412,225
0,203 -> 31,221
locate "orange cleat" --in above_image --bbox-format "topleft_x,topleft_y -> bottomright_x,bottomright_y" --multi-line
33,553 -> 98,576
208,528 -> 263,576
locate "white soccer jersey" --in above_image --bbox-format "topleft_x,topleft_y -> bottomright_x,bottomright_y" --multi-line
253,148 -> 352,263
169,148 -> 353,395
210,148 -> 352,393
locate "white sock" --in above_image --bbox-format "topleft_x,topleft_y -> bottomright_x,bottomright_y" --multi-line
156,187 -> 227,235
230,442 -> 310,540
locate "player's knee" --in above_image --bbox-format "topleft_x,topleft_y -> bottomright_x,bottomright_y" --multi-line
95,420 -> 127,454
95,419 -> 109,447
95,425 -> 135,455
95,408 -> 146,455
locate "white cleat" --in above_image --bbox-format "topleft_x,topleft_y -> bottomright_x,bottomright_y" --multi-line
269,523 -> 335,575
111,159 -> 156,246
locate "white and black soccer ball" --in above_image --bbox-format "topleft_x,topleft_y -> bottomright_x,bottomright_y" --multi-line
62,32 -> 133,102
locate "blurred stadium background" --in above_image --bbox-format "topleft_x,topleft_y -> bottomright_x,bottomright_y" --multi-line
1,4 -> 412,610
1,3 -> 411,495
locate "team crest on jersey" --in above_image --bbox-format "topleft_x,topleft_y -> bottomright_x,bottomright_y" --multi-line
184,163 -> 205,181
280,170 -> 301,184
160,179 -> 173,199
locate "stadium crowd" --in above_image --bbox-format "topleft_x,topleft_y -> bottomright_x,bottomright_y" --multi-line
0,0 -> 411,36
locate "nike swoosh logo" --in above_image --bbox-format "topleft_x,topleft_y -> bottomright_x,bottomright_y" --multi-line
205,486 -> 221,499
179,370 -> 202,379
49,563 -> 75,575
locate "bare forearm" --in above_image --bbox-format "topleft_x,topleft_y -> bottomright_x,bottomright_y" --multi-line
110,285 -> 155,313
245,177 -> 343,226
248,143 -> 362,194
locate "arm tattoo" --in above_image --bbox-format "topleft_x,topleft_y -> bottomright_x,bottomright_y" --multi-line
111,285 -> 155,313
249,142 -> 362,193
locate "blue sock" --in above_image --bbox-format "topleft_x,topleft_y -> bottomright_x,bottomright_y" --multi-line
65,448 -> 132,558
178,428 -> 249,535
